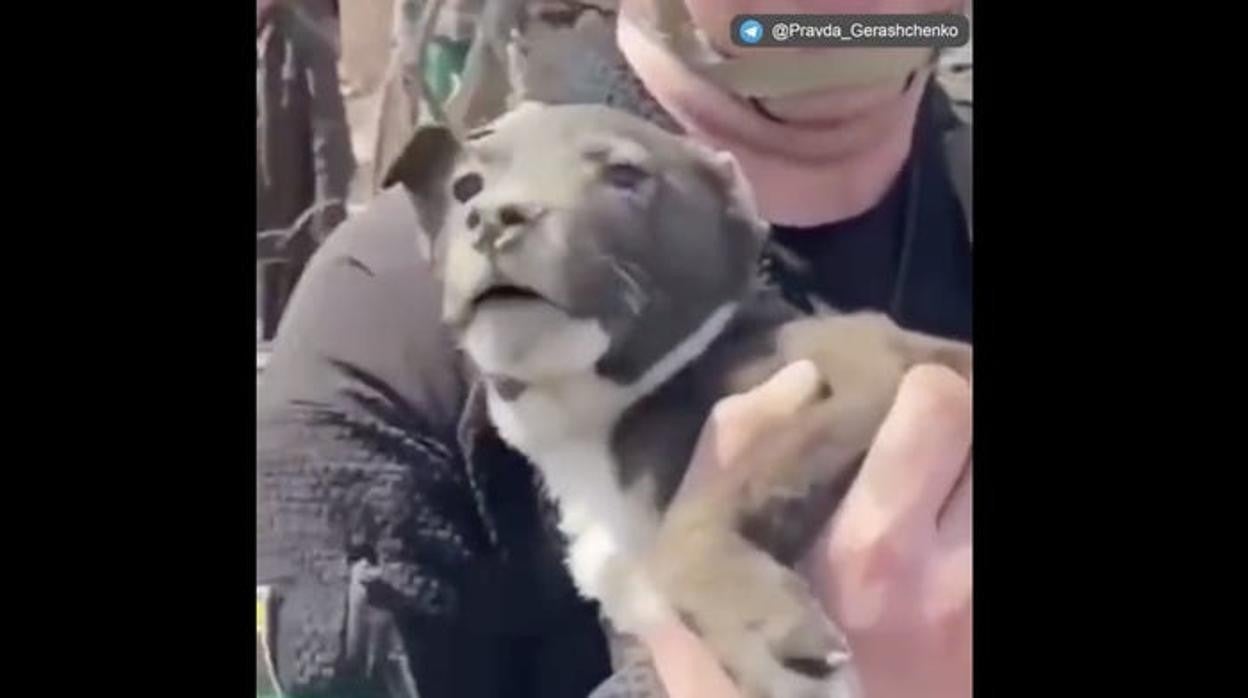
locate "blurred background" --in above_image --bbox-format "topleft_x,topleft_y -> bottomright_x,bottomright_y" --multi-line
256,0 -> 485,371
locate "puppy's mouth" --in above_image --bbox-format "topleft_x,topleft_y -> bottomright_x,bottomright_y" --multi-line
471,284 -> 547,307
448,279 -> 568,330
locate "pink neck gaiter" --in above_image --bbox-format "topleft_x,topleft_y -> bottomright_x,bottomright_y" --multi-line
615,4 -> 930,227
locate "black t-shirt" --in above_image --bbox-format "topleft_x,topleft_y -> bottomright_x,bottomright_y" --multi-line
765,85 -> 973,342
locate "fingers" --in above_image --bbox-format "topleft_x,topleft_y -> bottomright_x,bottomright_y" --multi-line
680,360 -> 823,497
839,364 -> 972,538
712,359 -> 824,459
642,622 -> 744,698
928,531 -> 972,644
937,461 -> 971,548
934,461 -> 971,613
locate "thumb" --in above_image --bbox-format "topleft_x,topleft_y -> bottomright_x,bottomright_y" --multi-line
680,360 -> 823,497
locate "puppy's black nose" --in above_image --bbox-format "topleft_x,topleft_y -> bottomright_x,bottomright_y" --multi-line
471,202 -> 546,253
497,205 -> 528,227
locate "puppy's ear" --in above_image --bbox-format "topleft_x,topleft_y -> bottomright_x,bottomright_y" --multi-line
382,123 -> 461,191
382,124 -> 462,243
694,145 -> 770,245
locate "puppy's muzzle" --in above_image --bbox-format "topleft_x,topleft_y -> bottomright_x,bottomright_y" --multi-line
469,202 -> 549,254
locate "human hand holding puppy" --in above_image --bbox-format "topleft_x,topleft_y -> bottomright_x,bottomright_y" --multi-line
644,361 -> 973,698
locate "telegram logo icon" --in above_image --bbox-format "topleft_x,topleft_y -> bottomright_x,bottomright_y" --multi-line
738,18 -> 763,45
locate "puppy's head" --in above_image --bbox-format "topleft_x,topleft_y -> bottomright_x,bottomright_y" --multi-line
384,103 -> 768,388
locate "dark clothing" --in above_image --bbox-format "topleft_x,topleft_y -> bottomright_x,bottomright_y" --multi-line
257,190 -> 611,698
764,85 -> 972,342
256,83 -> 970,698
256,1 -> 355,340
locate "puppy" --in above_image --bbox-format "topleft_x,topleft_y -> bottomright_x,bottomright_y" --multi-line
384,102 -> 971,698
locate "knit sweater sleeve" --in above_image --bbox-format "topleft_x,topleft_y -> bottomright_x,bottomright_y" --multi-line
256,188 -> 492,696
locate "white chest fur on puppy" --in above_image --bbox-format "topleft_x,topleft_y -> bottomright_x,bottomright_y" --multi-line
383,102 -> 972,698
481,302 -> 738,632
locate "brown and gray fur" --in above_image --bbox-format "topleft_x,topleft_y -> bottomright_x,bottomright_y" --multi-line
384,102 -> 971,698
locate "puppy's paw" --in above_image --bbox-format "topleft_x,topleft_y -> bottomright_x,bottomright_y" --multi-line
757,605 -> 854,698
769,611 -> 850,683
673,571 -> 855,698
718,628 -> 854,698
652,496 -> 860,696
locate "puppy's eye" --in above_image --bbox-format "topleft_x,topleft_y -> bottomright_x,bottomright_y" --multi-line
452,173 -> 483,203
602,162 -> 650,190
